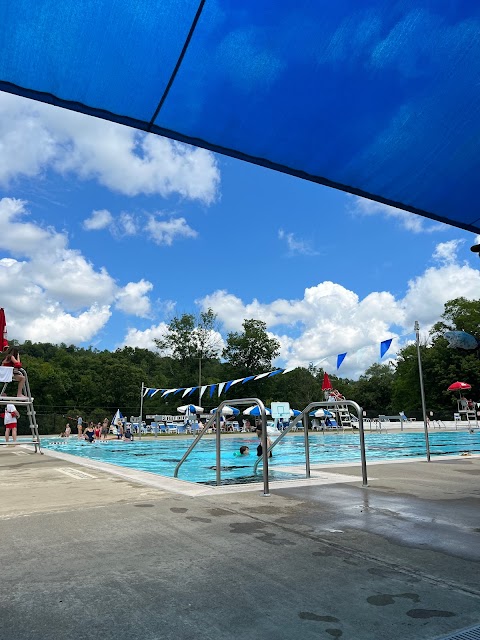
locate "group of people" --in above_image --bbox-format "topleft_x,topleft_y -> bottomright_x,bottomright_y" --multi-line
60,416 -> 119,442
59,416 -> 134,443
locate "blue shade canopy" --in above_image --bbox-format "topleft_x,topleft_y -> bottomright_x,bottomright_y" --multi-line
1,1 -> 480,232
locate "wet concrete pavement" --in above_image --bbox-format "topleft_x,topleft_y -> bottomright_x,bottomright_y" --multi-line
1,449 -> 479,640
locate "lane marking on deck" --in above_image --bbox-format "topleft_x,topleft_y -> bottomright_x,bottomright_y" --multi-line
56,467 -> 97,479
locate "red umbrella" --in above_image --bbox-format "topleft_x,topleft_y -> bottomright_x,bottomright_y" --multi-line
0,308 -> 8,351
447,381 -> 471,391
322,372 -> 332,391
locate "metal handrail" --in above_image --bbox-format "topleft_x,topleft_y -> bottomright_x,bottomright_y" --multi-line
174,398 -> 270,494
253,400 -> 368,486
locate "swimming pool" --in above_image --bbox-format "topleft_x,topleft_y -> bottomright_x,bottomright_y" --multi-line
41,430 -> 480,485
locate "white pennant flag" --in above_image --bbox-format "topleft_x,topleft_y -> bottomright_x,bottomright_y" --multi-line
217,382 -> 225,396
199,385 -> 207,401
230,378 -> 244,387
254,372 -> 271,380
182,387 -> 193,398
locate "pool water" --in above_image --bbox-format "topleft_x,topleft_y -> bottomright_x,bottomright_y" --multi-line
41,430 -> 480,485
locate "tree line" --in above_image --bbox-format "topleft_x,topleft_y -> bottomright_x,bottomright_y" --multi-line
9,297 -> 480,434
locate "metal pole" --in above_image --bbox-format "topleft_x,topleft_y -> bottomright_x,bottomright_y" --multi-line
198,356 -> 202,404
415,321 -> 431,461
261,407 -> 269,496
357,407 -> 368,486
139,382 -> 144,440
303,412 -> 310,478
215,410 -> 221,486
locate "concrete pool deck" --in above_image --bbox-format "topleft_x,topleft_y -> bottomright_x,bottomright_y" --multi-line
1,447 -> 480,640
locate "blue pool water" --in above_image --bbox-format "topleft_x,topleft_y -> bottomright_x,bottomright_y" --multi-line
41,430 -> 480,485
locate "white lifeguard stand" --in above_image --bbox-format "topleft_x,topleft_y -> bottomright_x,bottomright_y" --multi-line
0,366 -> 41,452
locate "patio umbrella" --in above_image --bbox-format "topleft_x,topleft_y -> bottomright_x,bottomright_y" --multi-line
447,381 -> 471,392
210,406 -> 240,416
309,408 -> 334,418
322,372 -> 332,391
0,308 -> 8,351
243,405 -> 272,416
111,409 -> 123,425
177,404 -> 203,414
290,409 -> 301,417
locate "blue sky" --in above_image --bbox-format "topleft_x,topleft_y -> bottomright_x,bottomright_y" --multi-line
1,92 -> 479,379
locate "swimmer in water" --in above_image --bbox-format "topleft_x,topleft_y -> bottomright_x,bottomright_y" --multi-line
239,445 -> 250,456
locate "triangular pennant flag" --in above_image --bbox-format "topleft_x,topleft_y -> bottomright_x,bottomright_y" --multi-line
255,372 -> 271,380
143,387 -> 151,397
162,389 -> 175,397
182,387 -> 193,398
199,385 -> 207,400
282,367 -> 296,374
224,380 -> 233,393
188,387 -> 197,396
242,376 -> 255,384
229,378 -> 244,387
336,353 -> 347,370
268,369 -> 284,377
217,382 -> 225,396
150,388 -> 162,397
174,388 -> 185,395
380,338 -> 393,359
209,384 -> 217,398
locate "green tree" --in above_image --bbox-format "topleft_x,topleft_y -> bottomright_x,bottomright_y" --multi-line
222,319 -> 280,374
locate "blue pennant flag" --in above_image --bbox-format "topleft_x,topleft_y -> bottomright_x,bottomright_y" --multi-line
188,387 -> 197,396
268,369 -> 284,377
380,339 -> 393,359
242,376 -> 255,384
224,380 -> 233,393
174,388 -> 184,395
209,384 -> 217,398
337,353 -> 347,370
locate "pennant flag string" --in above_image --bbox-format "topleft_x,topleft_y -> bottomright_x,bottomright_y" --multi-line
143,332 -> 415,401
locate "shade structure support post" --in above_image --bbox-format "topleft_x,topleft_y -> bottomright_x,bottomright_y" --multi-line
303,412 -> 310,478
415,321 -> 430,461
139,382 -> 144,440
215,409 -> 221,486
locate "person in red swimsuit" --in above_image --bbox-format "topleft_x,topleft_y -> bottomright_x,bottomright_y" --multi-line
1,347 -> 26,397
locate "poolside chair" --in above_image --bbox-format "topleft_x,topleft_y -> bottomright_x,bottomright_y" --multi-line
167,423 -> 178,434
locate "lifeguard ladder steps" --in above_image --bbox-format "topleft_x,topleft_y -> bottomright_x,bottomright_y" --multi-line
0,367 -> 42,453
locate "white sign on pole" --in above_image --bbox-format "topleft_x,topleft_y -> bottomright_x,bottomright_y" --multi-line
271,402 -> 291,419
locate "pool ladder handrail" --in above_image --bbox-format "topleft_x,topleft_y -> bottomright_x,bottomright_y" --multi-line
253,399 -> 367,486
174,398 -> 270,495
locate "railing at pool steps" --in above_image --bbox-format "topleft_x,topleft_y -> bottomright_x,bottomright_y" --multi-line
174,398 -> 270,495
252,400 -> 368,487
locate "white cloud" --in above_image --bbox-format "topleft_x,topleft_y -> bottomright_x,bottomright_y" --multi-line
83,209 -> 113,231
352,196 -> 446,233
145,215 -> 197,246
0,92 -> 220,203
115,280 -> 153,318
195,240 -> 480,378
122,322 -> 169,351
432,239 -> 463,265
0,198 -> 153,343
278,228 -> 319,256
82,208 -> 197,246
